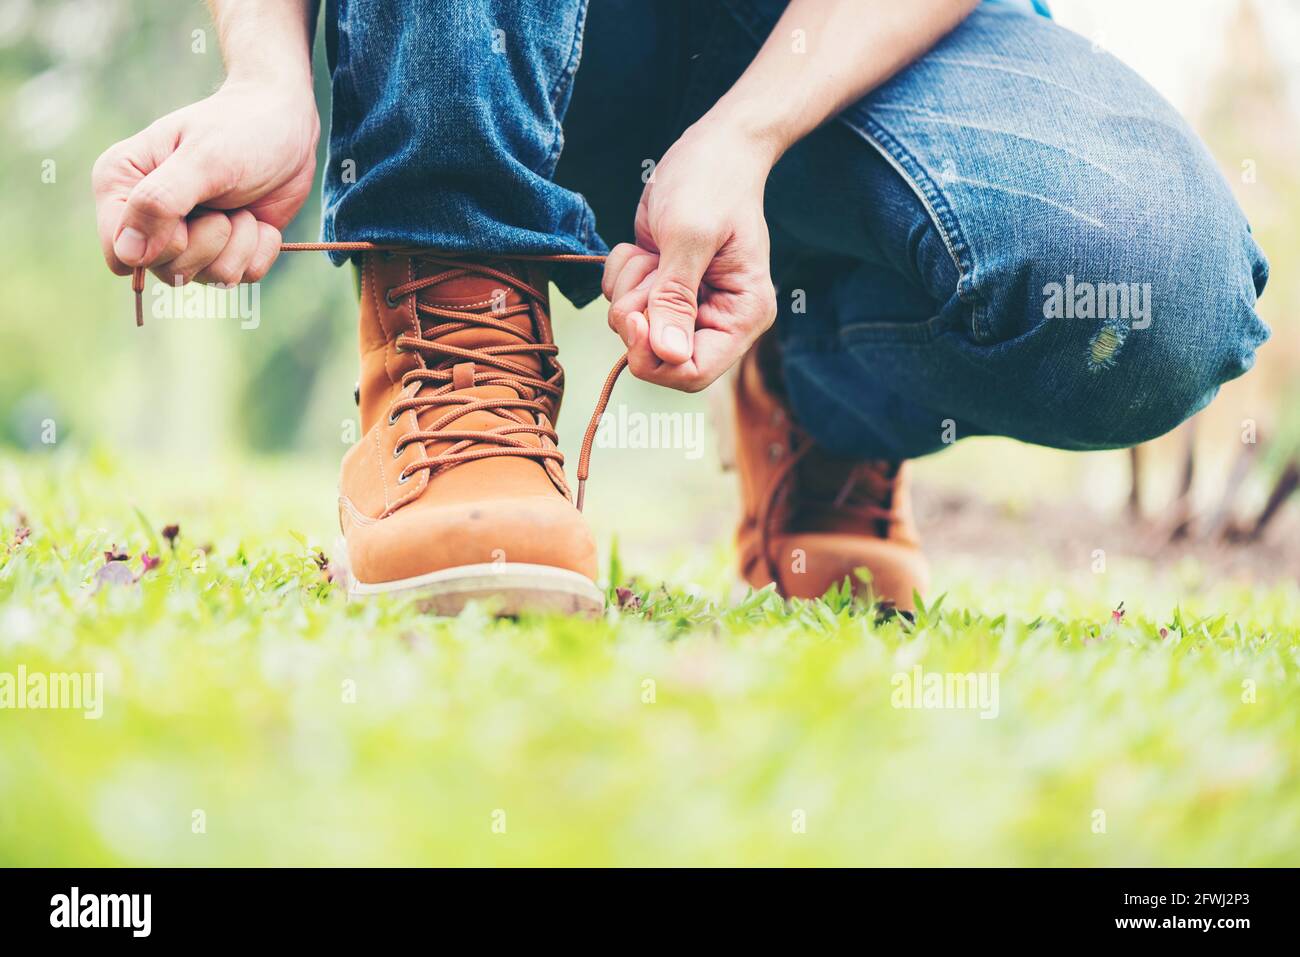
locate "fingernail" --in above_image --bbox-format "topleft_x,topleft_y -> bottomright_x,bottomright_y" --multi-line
661,325 -> 689,358
114,228 -> 147,265
626,313 -> 643,346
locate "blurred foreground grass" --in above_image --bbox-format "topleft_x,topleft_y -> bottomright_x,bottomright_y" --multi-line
1,450 -> 1298,866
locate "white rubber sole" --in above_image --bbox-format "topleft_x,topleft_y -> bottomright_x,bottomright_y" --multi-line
344,558 -> 605,618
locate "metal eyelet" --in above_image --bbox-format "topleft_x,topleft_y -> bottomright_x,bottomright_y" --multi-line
385,290 -> 400,308
396,470 -> 409,484
393,444 -> 405,459
388,409 -> 400,426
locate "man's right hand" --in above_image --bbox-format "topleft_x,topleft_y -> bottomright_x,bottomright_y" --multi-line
92,79 -> 319,287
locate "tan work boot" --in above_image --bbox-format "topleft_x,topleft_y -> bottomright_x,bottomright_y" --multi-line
730,335 -> 929,612
336,251 -> 602,616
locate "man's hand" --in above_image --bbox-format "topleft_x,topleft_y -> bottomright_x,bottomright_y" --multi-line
92,1 -> 320,287
602,0 -> 978,393
602,122 -> 778,393
92,79 -> 319,287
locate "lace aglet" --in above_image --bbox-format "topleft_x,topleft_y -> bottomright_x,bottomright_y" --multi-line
132,267 -> 145,326
575,478 -> 586,513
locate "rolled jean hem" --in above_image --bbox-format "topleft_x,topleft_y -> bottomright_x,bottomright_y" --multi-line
320,221 -> 609,306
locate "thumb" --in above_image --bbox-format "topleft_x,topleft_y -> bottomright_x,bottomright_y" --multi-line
646,231 -> 714,365
114,141 -> 218,267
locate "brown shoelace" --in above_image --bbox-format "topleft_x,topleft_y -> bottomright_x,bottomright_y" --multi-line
129,242 -> 628,510
756,434 -> 900,589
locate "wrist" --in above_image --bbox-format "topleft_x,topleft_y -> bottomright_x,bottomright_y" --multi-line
224,55 -> 314,93
696,98 -> 785,171
697,89 -> 800,171
217,70 -> 320,149
213,0 -> 317,92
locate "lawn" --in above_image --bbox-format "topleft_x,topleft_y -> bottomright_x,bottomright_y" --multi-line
1,451 -> 1298,866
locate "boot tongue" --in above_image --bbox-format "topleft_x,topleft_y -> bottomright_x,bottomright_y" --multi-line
414,259 -> 543,384
797,454 -> 895,510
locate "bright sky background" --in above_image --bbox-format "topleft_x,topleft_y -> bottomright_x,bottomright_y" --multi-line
1051,0 -> 1300,116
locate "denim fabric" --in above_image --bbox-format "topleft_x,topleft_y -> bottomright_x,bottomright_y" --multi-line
710,1 -> 1269,456
322,0 -> 605,296
325,0 -> 1269,459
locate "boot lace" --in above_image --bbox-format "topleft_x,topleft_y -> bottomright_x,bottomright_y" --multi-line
756,431 -> 902,589
130,243 -> 627,510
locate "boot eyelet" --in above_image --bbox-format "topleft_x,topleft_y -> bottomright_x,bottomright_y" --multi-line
396,470 -> 409,484
388,410 -> 400,426
393,444 -> 404,460
385,291 -> 400,308
768,443 -> 784,461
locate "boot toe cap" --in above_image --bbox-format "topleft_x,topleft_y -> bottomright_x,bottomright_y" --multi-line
745,532 -> 930,609
343,493 -> 599,586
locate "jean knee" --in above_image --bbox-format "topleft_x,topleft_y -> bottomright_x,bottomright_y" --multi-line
1019,193 -> 1269,450
1052,244 -> 1266,449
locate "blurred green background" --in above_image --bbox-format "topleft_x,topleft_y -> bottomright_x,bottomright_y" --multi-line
2,0 -> 1300,869
1,0 -> 1298,574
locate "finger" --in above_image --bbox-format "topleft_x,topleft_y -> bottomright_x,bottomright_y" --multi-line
674,327 -> 738,391
664,289 -> 775,391
646,225 -> 716,364
157,219 -> 191,264
623,312 -> 663,382
244,222 -> 283,283
115,140 -> 222,268
623,317 -> 708,393
151,210 -> 232,285
135,219 -> 192,287
195,209 -> 259,286
636,361 -> 711,393
601,242 -> 643,300
92,141 -> 149,276
628,321 -> 725,394
607,286 -> 650,342
609,252 -> 658,307
94,195 -> 134,276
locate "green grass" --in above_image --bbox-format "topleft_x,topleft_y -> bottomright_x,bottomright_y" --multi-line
2,451 -> 1299,866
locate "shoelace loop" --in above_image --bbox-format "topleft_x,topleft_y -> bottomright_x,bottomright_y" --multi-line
129,243 -> 627,510
756,434 -> 900,590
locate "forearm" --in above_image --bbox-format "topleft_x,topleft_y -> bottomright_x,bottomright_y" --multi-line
206,0 -> 318,86
704,0 -> 979,165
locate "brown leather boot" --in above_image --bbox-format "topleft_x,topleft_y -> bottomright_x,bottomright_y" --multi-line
731,335 -> 929,611
337,251 -> 602,616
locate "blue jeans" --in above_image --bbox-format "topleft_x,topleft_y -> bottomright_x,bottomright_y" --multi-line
323,0 -> 1269,459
